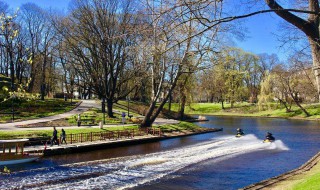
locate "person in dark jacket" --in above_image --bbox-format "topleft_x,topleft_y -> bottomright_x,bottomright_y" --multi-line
77,114 -> 81,127
265,132 -> 275,141
51,127 -> 59,146
236,128 -> 244,135
60,128 -> 67,144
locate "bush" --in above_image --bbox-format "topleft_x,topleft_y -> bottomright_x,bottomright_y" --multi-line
0,75 -> 11,101
130,117 -> 142,124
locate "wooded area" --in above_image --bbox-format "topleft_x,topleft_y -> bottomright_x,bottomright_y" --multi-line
0,0 -> 319,126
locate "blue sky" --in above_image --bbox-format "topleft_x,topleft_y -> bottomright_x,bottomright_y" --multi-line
3,0 -> 292,61
236,12 -> 289,61
2,0 -> 71,11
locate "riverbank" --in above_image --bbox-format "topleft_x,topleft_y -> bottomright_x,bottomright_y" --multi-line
25,128 -> 223,156
241,151 -> 320,190
192,113 -> 320,122
165,102 -> 320,122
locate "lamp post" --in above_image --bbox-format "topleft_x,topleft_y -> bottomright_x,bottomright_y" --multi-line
127,96 -> 130,117
11,91 -> 15,123
102,98 -> 106,124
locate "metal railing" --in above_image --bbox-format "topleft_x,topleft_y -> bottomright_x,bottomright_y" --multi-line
63,128 -> 162,145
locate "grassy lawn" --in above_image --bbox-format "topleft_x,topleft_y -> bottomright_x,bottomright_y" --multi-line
67,108 -> 127,125
0,122 -> 202,139
164,102 -> 320,120
153,121 -> 202,132
0,126 -> 140,139
0,99 -> 79,123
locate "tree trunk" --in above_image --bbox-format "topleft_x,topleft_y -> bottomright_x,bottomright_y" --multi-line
141,115 -> 154,128
292,97 -> 310,117
168,92 -> 172,111
278,98 -> 291,112
231,98 -> 234,108
140,78 -> 179,128
40,54 -> 47,100
288,86 -> 310,116
178,93 -> 186,120
6,42 -> 14,91
106,98 -> 114,118
140,101 -> 157,128
220,90 -> 225,109
310,40 -> 320,101
28,48 -> 36,93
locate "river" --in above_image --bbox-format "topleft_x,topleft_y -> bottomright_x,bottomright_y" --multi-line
1,116 -> 320,190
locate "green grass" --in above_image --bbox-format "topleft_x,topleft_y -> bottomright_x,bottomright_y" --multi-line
154,121 -> 202,132
271,158 -> 320,189
0,126 -> 140,139
292,172 -> 320,190
0,98 -> 79,123
163,102 -> 320,120
0,122 -> 203,139
164,102 -> 254,114
67,108 -> 135,125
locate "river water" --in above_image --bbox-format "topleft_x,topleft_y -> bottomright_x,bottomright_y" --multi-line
1,116 -> 320,190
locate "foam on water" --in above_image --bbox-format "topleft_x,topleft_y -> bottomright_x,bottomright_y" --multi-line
0,134 -> 289,190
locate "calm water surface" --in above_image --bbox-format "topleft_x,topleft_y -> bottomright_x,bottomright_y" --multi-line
2,116 -> 320,190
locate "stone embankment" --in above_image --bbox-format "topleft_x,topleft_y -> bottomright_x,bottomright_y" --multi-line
25,128 -> 223,156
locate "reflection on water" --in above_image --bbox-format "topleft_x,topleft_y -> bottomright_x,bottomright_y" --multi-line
0,135 -> 288,190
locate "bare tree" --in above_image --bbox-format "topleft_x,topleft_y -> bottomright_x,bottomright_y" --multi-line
55,0 -> 141,117
19,3 -> 46,93
264,0 -> 320,101
137,0 -> 223,127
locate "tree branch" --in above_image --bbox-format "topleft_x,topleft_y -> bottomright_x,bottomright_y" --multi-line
265,0 -> 317,38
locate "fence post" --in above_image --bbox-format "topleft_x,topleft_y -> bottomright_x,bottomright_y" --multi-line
90,132 -> 93,142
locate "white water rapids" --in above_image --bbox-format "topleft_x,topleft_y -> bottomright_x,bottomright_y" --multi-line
0,134 -> 289,190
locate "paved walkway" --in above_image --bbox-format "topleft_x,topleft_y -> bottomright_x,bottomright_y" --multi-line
0,100 -> 98,130
0,100 -> 179,131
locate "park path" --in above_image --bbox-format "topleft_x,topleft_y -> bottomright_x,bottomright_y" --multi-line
0,100 -> 97,130
0,100 -> 178,131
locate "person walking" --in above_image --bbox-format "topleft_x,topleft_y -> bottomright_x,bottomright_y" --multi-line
77,114 -> 81,127
51,127 -> 59,146
121,112 -> 126,124
60,128 -> 67,144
